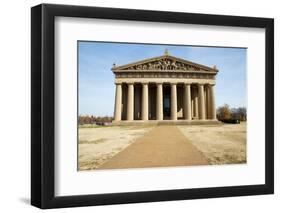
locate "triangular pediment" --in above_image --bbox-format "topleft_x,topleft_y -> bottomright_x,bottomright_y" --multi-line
112,55 -> 217,72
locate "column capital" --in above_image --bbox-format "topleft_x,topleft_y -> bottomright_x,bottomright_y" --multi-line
141,82 -> 149,85
206,83 -> 215,87
197,83 -> 205,86
127,82 -> 134,85
115,82 -> 122,85
171,82 -> 177,86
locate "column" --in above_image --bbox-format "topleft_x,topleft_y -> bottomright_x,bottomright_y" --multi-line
194,88 -> 199,119
191,95 -> 194,119
198,84 -> 206,120
127,83 -> 134,121
171,83 -> 177,120
207,85 -> 211,119
204,88 -> 208,119
114,83 -> 122,121
209,84 -> 217,120
141,83 -> 149,121
156,83 -> 163,120
183,83 -> 192,120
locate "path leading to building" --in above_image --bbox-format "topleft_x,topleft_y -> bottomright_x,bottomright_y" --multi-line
98,126 -> 209,169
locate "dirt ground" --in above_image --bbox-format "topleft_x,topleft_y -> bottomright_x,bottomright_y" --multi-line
78,122 -> 246,170
178,122 -> 247,164
78,126 -> 152,170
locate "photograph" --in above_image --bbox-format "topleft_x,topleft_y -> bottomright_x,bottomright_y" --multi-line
78,42 -> 247,171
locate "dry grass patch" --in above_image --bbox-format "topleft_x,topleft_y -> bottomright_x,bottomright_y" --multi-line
78,126 -> 152,170
178,122 -> 246,165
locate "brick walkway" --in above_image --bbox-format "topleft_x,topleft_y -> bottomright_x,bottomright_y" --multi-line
98,126 -> 209,169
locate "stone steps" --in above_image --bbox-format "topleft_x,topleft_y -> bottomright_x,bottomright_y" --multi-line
112,120 -> 222,126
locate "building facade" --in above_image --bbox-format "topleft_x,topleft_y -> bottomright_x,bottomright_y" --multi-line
112,52 -> 218,123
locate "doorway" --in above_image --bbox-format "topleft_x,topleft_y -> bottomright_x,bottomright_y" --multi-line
163,85 -> 171,119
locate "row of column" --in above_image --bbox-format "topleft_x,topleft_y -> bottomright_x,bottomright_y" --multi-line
114,83 -> 216,121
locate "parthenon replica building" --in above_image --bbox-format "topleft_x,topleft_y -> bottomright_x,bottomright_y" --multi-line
112,51 -> 219,124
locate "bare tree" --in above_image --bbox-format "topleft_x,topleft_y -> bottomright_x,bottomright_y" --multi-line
78,115 -> 114,124
237,107 -> 247,121
217,104 -> 231,120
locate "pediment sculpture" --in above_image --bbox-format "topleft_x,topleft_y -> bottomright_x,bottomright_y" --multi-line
123,58 -> 201,71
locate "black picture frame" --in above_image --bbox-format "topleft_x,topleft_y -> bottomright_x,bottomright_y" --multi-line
31,3 -> 274,209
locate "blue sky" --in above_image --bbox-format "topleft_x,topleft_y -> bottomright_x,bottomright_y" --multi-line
78,41 -> 247,116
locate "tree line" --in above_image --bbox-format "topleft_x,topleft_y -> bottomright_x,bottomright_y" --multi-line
217,104 -> 247,121
78,115 -> 113,125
